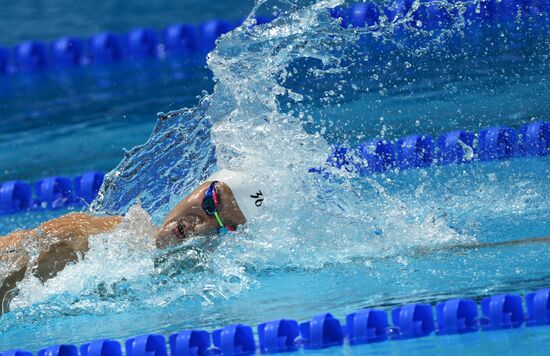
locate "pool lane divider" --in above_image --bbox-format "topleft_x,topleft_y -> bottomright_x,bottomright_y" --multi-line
0,17 -> 271,75
1,121 -> 548,215
0,172 -> 104,215
0,288 -> 548,355
1,0 -> 548,76
322,120 -> 549,175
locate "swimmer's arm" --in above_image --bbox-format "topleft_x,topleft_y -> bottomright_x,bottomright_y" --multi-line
32,213 -> 122,281
1,213 -> 121,282
1,212 -> 121,244
0,231 -> 32,306
1,213 -> 121,307
36,213 -> 122,246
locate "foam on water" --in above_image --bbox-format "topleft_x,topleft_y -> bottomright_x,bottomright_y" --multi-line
3,0 -> 548,322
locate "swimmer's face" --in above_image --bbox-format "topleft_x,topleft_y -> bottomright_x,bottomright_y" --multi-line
155,182 -> 221,249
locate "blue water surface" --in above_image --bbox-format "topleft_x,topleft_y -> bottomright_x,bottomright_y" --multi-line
0,0 -> 549,354
0,0 -> 253,46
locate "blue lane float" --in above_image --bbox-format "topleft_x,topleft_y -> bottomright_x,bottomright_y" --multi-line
331,0 -> 549,30
199,20 -> 233,53
163,24 -> 198,54
396,134 -> 434,169
391,303 -> 435,340
1,1 -> 549,75
2,288 -> 549,356
436,130 -> 476,165
324,120 -> 549,174
347,2 -> 381,28
37,345 -> 78,356
257,319 -> 299,353
519,121 -> 550,156
435,298 -> 478,335
73,172 -> 106,205
88,32 -> 125,64
0,171 -> 104,215
0,16 -> 260,75
79,340 -> 121,356
1,121 -> 549,215
526,288 -> 550,327
212,324 -> 255,355
51,37 -> 84,67
0,181 -> 32,215
299,313 -> 344,349
0,351 -> 33,356
169,330 -> 210,356
478,126 -> 517,161
345,308 -> 388,344
33,176 -> 74,209
126,28 -> 159,59
480,294 -> 525,330
0,47 -> 8,74
13,41 -> 49,72
413,1 -> 453,31
125,334 -> 167,356
356,140 -> 395,174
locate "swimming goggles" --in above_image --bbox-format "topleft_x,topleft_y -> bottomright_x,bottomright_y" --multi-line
201,181 -> 235,233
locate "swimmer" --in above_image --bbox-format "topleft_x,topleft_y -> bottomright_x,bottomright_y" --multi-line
1,167 -> 548,314
0,169 -> 265,314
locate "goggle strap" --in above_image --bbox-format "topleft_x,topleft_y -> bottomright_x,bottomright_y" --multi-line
212,184 -> 220,206
212,183 -> 236,233
213,211 -> 225,228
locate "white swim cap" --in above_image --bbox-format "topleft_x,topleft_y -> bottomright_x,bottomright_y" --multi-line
207,169 -> 265,221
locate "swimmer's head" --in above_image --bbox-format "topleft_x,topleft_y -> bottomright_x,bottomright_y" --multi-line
155,181 -> 246,249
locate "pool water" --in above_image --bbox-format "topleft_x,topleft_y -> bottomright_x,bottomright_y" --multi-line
313,327 -> 550,355
1,0 -> 550,354
0,0 -> 253,46
0,56 -> 212,182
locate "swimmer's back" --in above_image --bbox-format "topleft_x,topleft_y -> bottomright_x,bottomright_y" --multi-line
1,212 -> 122,311
1,212 -> 121,257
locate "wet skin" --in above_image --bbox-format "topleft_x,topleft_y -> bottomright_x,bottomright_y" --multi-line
155,181 -> 246,249
2,180 -> 548,314
0,181 -> 246,312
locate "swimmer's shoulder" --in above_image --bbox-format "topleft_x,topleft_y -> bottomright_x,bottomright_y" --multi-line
54,212 -> 122,227
0,213 -> 122,243
0,230 -> 28,253
40,212 -> 122,239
